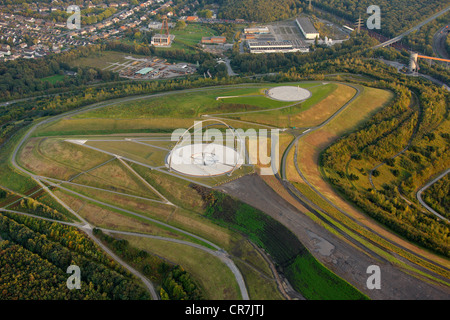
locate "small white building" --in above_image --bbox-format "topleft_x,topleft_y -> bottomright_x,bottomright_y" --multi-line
247,41 -> 309,54
244,26 -> 269,34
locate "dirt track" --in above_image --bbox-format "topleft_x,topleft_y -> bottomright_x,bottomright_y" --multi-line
218,174 -> 450,300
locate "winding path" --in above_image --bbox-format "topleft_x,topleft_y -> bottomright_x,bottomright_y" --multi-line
276,83 -> 450,291
5,85 -> 267,301
417,169 -> 450,223
368,91 -> 420,191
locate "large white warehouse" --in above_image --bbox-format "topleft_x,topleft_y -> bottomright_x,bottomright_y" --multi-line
296,17 -> 320,40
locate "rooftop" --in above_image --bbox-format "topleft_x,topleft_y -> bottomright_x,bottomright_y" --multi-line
296,17 -> 318,34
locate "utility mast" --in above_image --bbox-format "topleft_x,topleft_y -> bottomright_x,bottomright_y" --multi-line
355,15 -> 364,34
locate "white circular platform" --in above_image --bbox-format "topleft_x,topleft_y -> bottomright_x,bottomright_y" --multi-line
266,86 -> 311,102
167,143 -> 243,177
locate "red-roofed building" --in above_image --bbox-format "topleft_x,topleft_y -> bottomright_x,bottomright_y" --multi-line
186,16 -> 198,22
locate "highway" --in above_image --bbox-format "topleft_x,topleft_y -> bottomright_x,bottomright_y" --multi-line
373,5 -> 450,49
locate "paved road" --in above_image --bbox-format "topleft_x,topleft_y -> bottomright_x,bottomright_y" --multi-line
219,174 -> 450,299
287,85 -> 450,274
98,229 -> 249,300
259,82 -> 450,298
433,25 -> 450,60
96,229 -> 249,300
41,176 -> 169,205
376,58 -> 450,91
373,6 -> 450,49
417,169 -> 450,223
224,58 -> 238,77
280,82 -> 362,179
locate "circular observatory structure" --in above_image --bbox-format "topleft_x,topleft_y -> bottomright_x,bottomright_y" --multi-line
166,119 -> 245,177
266,86 -> 311,102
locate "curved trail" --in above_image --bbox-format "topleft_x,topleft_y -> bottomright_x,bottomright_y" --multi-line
0,207 -> 159,299
368,91 -> 420,191
283,85 -> 450,279
280,83 -> 363,179
6,85 -> 269,301
6,81 -> 449,300
433,24 -> 450,60
417,169 -> 450,223
99,228 -> 249,300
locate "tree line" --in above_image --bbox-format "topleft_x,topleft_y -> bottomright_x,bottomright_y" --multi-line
0,212 -> 150,299
93,228 -> 204,300
422,174 -> 450,220
320,78 -> 449,257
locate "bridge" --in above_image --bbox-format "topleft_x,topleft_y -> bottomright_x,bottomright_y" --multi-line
372,5 -> 450,49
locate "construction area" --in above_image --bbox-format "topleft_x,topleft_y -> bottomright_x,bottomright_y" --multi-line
102,55 -> 197,80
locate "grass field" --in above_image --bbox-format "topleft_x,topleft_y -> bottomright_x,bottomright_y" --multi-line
201,188 -> 368,300
295,87 -> 395,222
71,158 -> 162,199
72,83 -> 324,120
117,234 -> 242,300
233,259 -> 284,300
0,126 -> 37,193
40,75 -> 66,84
7,81 -> 386,300
166,23 -> 219,53
71,50 -> 149,70
222,83 -> 348,128
285,254 -> 368,300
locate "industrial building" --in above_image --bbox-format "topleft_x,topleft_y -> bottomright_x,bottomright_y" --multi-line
247,41 -> 309,54
201,36 -> 227,44
136,67 -> 154,75
151,34 -> 172,46
244,27 -> 270,34
296,17 -> 320,40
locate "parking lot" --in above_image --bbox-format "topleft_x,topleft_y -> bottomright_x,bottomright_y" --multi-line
246,20 -> 309,48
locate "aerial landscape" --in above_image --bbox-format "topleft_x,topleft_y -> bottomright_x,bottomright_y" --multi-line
0,0 -> 449,310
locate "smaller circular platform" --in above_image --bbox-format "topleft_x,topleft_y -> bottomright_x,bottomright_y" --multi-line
266,86 -> 311,102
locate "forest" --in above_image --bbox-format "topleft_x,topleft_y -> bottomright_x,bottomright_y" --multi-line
0,44 -> 119,101
315,0 -> 449,38
422,175 -> 450,220
93,229 -> 204,300
320,78 -> 449,257
216,0 -> 304,23
403,12 -> 450,56
215,0 -> 449,40
0,211 -> 150,299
